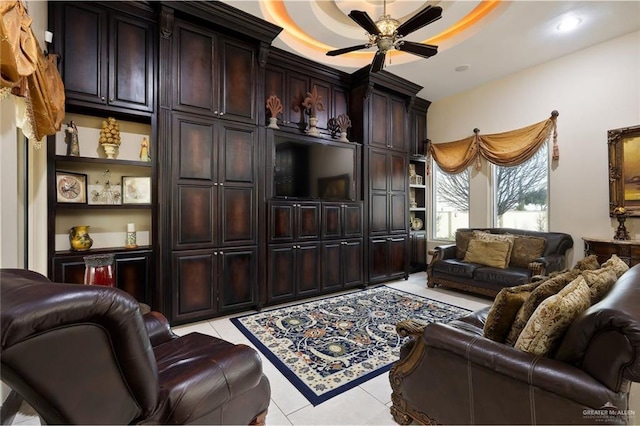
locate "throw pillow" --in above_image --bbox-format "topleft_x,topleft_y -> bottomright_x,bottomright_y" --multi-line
504,269 -> 580,345
455,230 -> 476,260
463,239 -> 512,269
514,277 -> 591,357
582,268 -> 617,304
483,281 -> 541,343
473,231 -> 515,262
573,255 -> 600,271
509,236 -> 547,268
602,254 -> 630,278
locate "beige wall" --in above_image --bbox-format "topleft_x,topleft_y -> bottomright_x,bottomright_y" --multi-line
428,30 -> 640,266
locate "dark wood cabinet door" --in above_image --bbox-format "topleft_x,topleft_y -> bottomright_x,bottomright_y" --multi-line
172,114 -> 217,249
220,186 -> 255,245
219,37 -> 256,123
332,87 -> 348,121
411,110 -> 427,156
410,232 -> 427,272
370,193 -> 389,235
369,237 -> 389,282
269,202 -> 295,243
55,3 -> 107,106
173,21 -> 217,115
321,241 -> 343,292
52,257 -> 86,285
343,203 -> 363,238
390,97 -> 408,152
115,252 -> 151,304
286,71 -> 310,130
297,202 -> 321,241
296,243 -> 321,296
342,239 -> 364,288
369,149 -> 389,192
390,193 -> 407,233
322,203 -> 342,239
390,153 -> 407,192
388,237 -> 408,279
267,245 -> 296,303
109,12 -> 154,112
370,92 -> 389,148
218,247 -> 257,311
219,123 -> 257,184
172,250 -> 217,322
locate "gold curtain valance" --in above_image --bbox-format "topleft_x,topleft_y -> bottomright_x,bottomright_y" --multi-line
428,112 -> 559,174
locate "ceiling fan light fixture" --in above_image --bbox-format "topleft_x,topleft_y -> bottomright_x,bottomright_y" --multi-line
375,15 -> 399,36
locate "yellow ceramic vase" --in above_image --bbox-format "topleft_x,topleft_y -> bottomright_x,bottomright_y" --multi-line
69,225 -> 93,251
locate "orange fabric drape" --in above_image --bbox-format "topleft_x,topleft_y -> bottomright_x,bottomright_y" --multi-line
428,113 -> 558,174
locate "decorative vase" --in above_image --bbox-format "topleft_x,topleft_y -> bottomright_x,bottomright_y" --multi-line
101,143 -> 118,159
268,116 -> 279,129
83,254 -> 115,287
69,225 -> 93,251
307,117 -> 319,136
339,131 -> 348,142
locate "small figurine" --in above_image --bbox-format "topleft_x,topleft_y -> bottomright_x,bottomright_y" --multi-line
65,121 -> 80,156
140,137 -> 151,162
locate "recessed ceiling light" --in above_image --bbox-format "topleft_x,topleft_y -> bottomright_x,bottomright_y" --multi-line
455,64 -> 470,72
556,16 -> 582,32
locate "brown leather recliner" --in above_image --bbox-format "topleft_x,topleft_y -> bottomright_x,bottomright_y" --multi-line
0,268 -> 271,425
390,263 -> 640,425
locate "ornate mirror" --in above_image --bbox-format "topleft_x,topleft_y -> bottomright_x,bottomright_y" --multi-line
608,125 -> 640,217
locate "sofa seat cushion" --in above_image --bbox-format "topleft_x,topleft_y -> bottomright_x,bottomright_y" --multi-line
153,332 -> 264,424
432,259 -> 480,279
473,266 -> 531,287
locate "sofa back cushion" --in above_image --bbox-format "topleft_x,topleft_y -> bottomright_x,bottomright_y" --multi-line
509,235 -> 547,268
483,281 -> 542,342
456,230 -> 476,259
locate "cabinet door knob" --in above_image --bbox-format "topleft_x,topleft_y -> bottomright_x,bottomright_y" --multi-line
109,98 -> 114,102
219,182 -> 224,186
219,251 -> 223,255
100,96 -> 105,101
219,112 -> 224,116
214,182 -> 218,186
213,110 -> 218,115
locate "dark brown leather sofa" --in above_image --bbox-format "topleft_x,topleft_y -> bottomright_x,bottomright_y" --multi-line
390,263 -> 640,425
0,268 -> 271,425
428,228 -> 574,297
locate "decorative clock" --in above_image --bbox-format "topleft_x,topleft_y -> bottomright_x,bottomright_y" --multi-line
56,172 -> 87,203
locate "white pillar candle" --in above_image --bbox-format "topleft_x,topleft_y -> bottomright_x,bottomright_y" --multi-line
127,223 -> 136,232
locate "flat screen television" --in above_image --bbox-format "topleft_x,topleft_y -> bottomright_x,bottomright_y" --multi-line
274,138 -> 356,201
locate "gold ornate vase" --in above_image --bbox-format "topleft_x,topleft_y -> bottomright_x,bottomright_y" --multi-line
69,225 -> 93,251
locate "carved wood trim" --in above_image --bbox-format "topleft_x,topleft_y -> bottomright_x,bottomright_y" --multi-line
429,277 -> 499,298
160,6 -> 174,39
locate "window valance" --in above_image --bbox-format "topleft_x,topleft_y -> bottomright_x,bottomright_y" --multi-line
428,111 -> 559,174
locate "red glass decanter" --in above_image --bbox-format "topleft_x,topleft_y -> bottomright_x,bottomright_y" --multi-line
83,254 -> 116,287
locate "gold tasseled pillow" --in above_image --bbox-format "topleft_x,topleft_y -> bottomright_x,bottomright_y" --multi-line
514,277 -> 591,357
483,281 -> 541,343
455,230 -> 476,259
463,239 -> 512,269
582,268 -> 617,304
504,269 -> 580,345
573,255 -> 601,271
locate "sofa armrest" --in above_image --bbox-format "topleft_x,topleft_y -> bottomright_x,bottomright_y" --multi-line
416,322 -> 623,409
533,254 -> 566,274
143,311 -> 178,347
432,243 -> 456,260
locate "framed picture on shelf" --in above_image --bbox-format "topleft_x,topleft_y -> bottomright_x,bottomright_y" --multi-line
56,172 -> 87,204
122,176 -> 151,204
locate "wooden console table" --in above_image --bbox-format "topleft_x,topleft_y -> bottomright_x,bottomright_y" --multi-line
583,237 -> 640,266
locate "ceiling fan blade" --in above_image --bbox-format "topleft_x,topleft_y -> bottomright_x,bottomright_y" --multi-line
326,44 -> 371,57
396,41 -> 438,59
348,10 -> 381,36
395,5 -> 443,37
370,51 -> 386,73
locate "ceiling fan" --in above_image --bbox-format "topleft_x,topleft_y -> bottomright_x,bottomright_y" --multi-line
326,2 -> 443,73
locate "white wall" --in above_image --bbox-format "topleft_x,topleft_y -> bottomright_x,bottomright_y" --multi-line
428,30 -> 640,266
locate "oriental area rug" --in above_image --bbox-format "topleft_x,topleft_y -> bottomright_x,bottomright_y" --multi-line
231,286 -> 470,406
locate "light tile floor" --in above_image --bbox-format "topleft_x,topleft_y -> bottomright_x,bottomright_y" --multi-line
7,272 -> 492,426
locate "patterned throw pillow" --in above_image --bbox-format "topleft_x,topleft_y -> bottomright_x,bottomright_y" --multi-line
463,239 -> 512,269
509,236 -> 547,268
483,281 -> 541,343
573,255 -> 601,271
505,269 -> 580,345
582,268 -> 617,304
473,231 -> 515,261
455,230 -> 476,259
602,254 -> 630,278
514,277 -> 591,356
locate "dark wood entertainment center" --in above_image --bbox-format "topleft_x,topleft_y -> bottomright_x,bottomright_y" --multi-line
46,1 -> 430,324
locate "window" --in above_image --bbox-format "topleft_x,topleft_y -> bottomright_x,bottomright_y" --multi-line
492,142 -> 549,231
432,163 -> 470,240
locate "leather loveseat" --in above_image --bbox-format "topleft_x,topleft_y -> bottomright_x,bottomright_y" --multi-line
0,268 -> 271,425
390,263 -> 640,425
428,227 -> 574,297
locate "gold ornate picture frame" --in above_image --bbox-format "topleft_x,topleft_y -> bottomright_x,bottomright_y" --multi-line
608,125 -> 640,217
